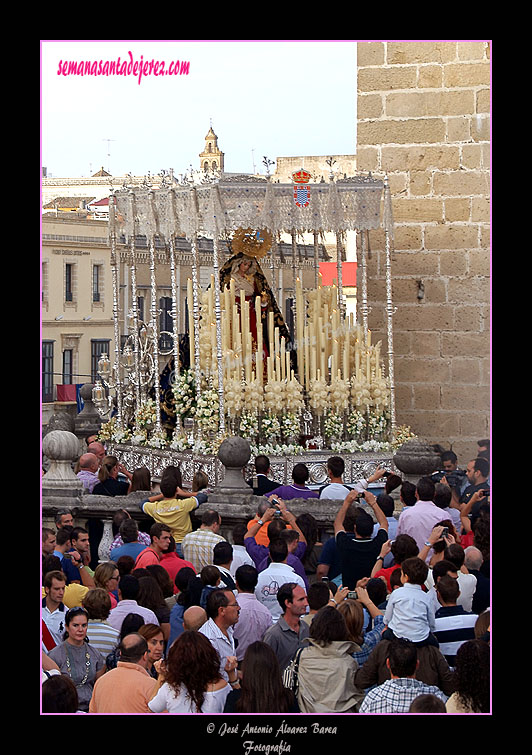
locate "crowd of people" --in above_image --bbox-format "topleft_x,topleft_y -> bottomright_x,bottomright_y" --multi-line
41,438 -> 491,715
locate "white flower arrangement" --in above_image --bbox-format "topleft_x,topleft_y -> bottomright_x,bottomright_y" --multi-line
147,430 -> 169,449
195,388 -> 219,434
370,376 -> 390,409
112,426 -> 132,444
192,436 -> 223,456
243,380 -> 264,414
130,430 -> 148,445
170,434 -> 193,452
323,411 -> 344,440
367,409 -> 390,437
239,411 -> 259,440
261,411 -> 281,440
135,399 -> 158,430
250,442 -> 304,457
172,370 -> 196,419
98,417 -> 131,444
330,439 -> 392,453
346,410 -> 366,439
281,412 -> 301,440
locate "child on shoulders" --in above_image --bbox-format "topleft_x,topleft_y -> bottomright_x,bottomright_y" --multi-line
382,557 -> 438,648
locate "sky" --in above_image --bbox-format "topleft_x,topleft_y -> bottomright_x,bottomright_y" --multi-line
41,40 -> 357,179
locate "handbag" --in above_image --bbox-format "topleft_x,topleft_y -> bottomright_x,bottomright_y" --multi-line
282,646 -> 304,695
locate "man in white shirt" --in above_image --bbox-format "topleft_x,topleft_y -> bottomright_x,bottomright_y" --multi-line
319,456 -> 353,500
42,570 -> 68,645
320,460 -> 388,501
199,588 -> 240,684
255,538 -> 306,622
228,523 -> 254,578
425,559 -> 477,615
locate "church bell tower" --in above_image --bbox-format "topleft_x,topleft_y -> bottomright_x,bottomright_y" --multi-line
199,125 -> 224,173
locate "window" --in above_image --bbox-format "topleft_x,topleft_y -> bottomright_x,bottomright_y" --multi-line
92,264 -> 102,302
91,339 -> 111,382
63,349 -> 73,384
159,296 -> 173,351
65,263 -> 73,301
42,341 -> 54,402
137,295 -> 145,322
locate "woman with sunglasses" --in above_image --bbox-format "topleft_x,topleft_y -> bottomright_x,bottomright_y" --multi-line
47,607 -> 106,712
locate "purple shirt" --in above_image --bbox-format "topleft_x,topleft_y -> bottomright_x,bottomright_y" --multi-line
244,537 -> 309,588
77,469 -> 99,493
233,592 -> 273,661
269,484 -> 319,501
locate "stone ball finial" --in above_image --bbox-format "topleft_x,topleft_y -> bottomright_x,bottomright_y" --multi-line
215,436 -> 252,492
42,430 -> 82,490
42,429 -> 80,461
79,383 -> 95,402
218,436 -> 251,469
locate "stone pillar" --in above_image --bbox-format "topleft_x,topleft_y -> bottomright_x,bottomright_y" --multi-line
42,430 -> 83,496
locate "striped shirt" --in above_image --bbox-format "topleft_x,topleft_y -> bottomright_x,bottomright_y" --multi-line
86,619 -> 121,656
433,606 -> 477,667
181,529 -> 226,572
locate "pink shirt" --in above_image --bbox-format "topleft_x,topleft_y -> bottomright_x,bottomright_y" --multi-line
396,500 -> 447,555
233,592 -> 273,662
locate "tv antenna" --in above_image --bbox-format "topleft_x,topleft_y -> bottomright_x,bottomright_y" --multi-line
103,138 -> 115,173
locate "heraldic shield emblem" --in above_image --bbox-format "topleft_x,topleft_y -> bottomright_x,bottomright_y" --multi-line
292,169 -> 311,208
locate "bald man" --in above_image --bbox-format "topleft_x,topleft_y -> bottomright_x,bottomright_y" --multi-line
183,605 -> 207,632
87,441 -> 106,466
77,453 -> 100,493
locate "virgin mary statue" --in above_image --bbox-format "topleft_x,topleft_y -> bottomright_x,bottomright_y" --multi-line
156,229 -> 292,432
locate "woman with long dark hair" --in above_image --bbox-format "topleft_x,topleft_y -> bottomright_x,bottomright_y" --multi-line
148,631 -> 232,713
136,575 -> 171,641
295,512 -> 323,584
223,641 -> 298,713
445,639 -> 490,713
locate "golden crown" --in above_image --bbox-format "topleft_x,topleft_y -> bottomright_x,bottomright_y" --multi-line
292,169 -> 312,184
231,227 -> 272,258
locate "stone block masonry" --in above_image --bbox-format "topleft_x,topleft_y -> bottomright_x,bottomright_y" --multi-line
357,41 -> 490,461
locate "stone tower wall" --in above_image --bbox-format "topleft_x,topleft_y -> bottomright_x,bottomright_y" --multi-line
356,41 -> 490,461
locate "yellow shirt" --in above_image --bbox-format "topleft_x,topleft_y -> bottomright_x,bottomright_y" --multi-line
42,582 -> 89,608
141,497 -> 198,543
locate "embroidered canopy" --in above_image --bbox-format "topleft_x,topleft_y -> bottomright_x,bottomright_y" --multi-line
110,173 -> 393,244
